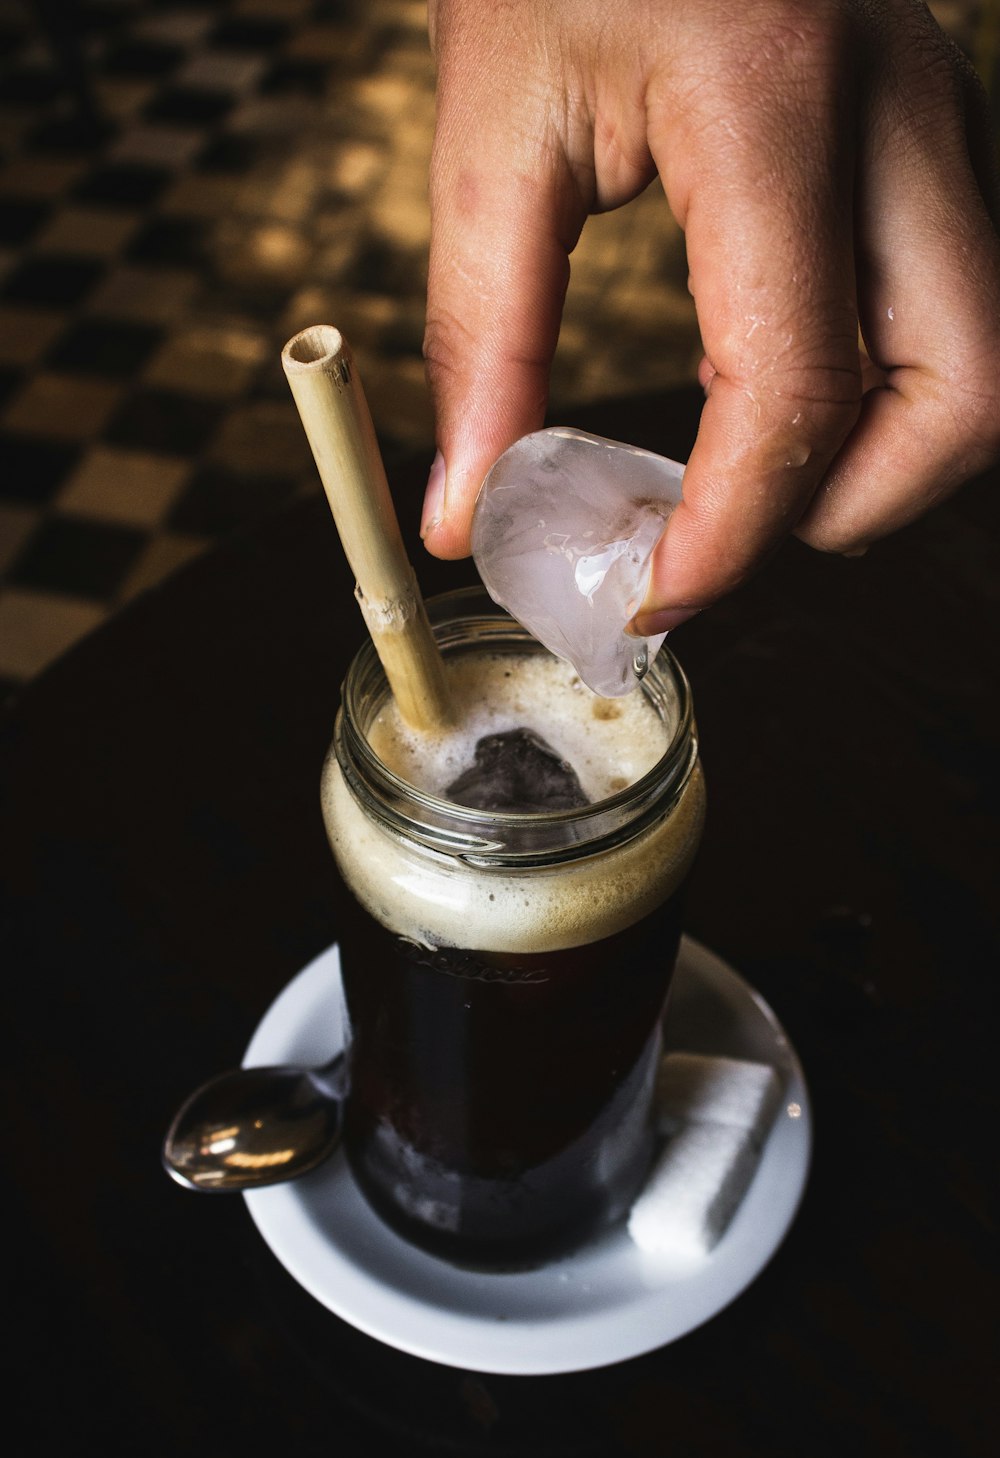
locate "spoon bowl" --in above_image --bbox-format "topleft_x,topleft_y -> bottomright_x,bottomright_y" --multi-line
163,1054 -> 345,1192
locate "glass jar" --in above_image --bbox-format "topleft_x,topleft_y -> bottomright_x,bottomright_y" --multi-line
321,587 -> 705,1268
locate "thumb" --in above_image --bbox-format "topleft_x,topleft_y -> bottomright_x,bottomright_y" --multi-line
421,86 -> 586,558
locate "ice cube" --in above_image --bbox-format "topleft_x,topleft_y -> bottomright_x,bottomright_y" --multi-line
447,729 -> 589,813
472,428 -> 685,697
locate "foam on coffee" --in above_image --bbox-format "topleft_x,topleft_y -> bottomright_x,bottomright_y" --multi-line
368,651 -> 665,802
322,648 -> 705,954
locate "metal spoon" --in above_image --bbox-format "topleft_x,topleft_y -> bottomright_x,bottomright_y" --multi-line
162,1054 -> 345,1192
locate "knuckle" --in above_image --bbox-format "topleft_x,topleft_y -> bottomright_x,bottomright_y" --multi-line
422,307 -> 475,387
768,331 -> 862,400
674,0 -> 853,111
928,317 -> 1000,462
946,372 -> 1000,461
719,334 -> 863,447
743,4 -> 851,77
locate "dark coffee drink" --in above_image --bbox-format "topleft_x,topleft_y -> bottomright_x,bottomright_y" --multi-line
337,892 -> 685,1265
322,590 -> 704,1268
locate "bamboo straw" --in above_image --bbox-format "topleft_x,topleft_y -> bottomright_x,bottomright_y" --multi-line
282,324 -> 452,731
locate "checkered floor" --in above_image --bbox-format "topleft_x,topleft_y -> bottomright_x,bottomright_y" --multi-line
0,0 -> 986,703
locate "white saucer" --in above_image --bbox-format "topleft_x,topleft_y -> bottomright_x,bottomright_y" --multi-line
243,937 -> 811,1374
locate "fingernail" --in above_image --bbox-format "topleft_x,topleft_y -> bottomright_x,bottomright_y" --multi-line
629,606 -> 703,637
420,450 -> 446,539
841,545 -> 869,559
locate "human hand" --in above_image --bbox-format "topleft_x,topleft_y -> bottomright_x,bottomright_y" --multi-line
420,0 -> 1000,633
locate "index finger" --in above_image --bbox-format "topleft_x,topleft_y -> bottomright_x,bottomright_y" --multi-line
633,26 -> 861,633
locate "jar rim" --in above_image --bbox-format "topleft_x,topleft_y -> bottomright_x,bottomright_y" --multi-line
335,586 -> 698,867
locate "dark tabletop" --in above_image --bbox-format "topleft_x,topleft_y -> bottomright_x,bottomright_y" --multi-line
3,387 -> 997,1457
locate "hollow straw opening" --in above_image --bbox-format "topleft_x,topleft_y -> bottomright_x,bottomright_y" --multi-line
283,324 -> 344,370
